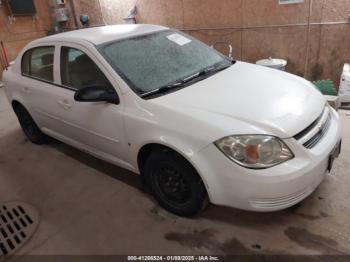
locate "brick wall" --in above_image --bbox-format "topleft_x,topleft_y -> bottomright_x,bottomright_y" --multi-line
0,0 -> 53,79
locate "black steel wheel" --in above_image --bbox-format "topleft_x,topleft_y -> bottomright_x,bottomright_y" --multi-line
13,104 -> 48,145
155,164 -> 192,204
144,150 -> 208,216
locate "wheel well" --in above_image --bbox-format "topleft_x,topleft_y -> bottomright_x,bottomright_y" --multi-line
137,143 -> 209,200
11,100 -> 22,111
137,144 -> 172,174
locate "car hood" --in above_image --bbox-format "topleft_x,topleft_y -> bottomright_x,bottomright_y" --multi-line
151,61 -> 326,138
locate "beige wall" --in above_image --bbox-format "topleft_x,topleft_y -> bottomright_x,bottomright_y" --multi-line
68,0 -> 104,27
101,0 -> 350,88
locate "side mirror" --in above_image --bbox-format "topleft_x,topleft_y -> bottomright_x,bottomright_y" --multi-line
74,85 -> 119,104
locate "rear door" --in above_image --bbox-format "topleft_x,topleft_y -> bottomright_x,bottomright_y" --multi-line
20,45 -> 65,132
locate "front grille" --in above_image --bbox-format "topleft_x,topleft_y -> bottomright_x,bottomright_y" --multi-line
294,108 -> 325,140
303,113 -> 331,149
293,106 -> 331,149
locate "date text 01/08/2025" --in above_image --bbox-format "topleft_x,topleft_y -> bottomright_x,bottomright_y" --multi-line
127,256 -> 220,261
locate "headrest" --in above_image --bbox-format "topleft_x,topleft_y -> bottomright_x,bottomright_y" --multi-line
75,55 -> 93,66
41,54 -> 54,66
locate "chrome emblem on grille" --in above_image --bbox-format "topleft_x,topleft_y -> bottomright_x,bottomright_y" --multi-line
317,122 -> 324,131
317,115 -> 328,132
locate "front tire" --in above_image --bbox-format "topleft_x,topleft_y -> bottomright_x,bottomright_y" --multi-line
144,150 -> 208,217
13,105 -> 48,145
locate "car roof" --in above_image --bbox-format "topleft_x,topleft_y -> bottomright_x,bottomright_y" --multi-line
35,24 -> 169,46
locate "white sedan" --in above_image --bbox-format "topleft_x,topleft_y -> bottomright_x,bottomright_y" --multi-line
2,24 -> 341,216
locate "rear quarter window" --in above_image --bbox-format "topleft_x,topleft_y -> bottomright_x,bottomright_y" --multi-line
21,46 -> 55,82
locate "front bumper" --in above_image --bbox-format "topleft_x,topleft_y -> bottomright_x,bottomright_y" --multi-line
192,108 -> 341,211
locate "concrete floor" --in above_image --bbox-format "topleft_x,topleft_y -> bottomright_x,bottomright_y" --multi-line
1,88 -> 350,256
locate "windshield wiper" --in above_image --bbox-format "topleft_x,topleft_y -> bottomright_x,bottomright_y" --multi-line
176,63 -> 231,84
209,61 -> 234,73
189,62 -> 232,80
140,74 -> 198,98
140,83 -> 183,98
140,62 -> 234,99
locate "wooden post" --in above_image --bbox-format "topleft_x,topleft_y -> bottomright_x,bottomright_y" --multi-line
0,41 -> 9,70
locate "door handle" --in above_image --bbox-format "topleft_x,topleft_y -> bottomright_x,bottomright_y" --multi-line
22,87 -> 32,95
57,99 -> 72,110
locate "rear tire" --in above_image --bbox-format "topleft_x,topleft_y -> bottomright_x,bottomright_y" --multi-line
144,150 -> 208,217
13,105 -> 48,145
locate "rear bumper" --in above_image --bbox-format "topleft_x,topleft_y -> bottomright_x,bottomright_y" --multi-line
192,108 -> 341,211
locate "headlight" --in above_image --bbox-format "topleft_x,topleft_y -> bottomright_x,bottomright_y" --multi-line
215,135 -> 294,169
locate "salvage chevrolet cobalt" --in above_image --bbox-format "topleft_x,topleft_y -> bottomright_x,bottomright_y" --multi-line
2,24 -> 341,216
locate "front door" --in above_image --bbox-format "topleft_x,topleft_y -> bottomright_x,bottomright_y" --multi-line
53,44 -> 130,169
